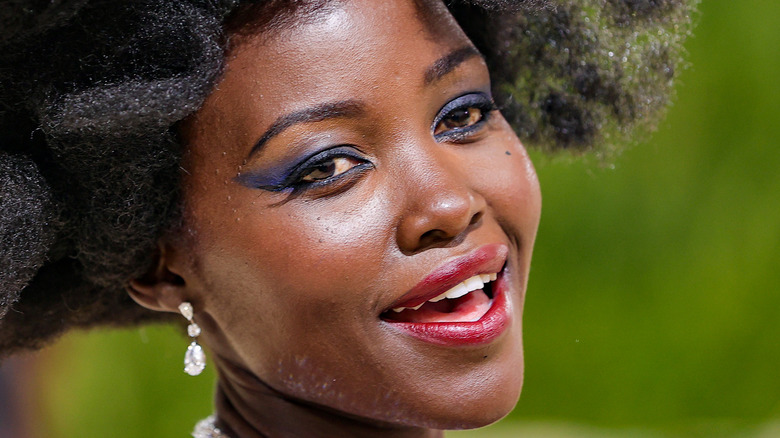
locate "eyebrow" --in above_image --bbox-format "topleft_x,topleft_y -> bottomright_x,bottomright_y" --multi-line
248,46 -> 483,157
424,46 -> 483,85
250,100 -> 365,156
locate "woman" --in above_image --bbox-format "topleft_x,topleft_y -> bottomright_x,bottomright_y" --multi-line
0,0 -> 694,436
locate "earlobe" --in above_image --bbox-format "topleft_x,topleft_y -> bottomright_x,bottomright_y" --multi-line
126,244 -> 188,314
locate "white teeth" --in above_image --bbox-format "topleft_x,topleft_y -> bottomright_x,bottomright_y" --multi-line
463,276 -> 484,292
443,282 -> 470,300
428,287 -> 453,302
389,272 -> 499,314
392,302 -> 424,313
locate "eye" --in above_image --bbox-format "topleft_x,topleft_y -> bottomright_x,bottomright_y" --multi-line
282,146 -> 372,192
298,156 -> 362,183
432,93 -> 497,141
236,146 -> 371,193
434,106 -> 484,136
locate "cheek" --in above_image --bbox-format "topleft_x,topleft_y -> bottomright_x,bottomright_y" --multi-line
248,195 -> 393,294
478,126 -> 542,238
185,182 -> 394,342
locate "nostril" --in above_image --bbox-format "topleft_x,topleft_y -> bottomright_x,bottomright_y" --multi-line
415,210 -> 483,249
469,211 -> 483,227
419,229 -> 447,246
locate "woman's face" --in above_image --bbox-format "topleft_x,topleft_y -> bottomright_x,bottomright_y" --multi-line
177,0 -> 541,429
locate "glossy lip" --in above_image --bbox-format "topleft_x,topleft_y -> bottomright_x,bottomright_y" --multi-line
381,243 -> 512,346
384,243 -> 508,311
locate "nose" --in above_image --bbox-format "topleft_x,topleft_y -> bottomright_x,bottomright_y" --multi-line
395,150 -> 486,254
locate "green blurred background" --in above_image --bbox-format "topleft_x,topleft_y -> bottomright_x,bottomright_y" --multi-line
6,0 -> 780,436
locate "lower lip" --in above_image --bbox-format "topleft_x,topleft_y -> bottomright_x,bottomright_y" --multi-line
383,271 -> 512,347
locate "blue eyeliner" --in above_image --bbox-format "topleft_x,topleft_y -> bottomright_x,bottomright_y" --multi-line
234,163 -> 292,191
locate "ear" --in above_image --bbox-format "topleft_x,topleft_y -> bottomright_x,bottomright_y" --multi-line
127,242 -> 188,314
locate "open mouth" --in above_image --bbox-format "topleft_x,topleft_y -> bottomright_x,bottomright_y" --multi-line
379,243 -> 512,346
381,272 -> 497,324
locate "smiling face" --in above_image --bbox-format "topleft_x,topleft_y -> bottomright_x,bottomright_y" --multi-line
174,0 -> 541,432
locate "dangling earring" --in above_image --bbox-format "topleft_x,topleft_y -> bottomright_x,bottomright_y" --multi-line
179,301 -> 206,376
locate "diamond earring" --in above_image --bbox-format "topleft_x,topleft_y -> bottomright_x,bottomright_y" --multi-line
178,301 -> 206,376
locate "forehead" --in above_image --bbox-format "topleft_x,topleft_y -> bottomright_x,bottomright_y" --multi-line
188,0 -> 474,146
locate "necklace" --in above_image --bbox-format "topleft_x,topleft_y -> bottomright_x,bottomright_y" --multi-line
192,415 -> 232,438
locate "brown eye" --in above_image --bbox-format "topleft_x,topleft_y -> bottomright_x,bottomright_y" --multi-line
300,156 -> 361,183
434,106 -> 484,136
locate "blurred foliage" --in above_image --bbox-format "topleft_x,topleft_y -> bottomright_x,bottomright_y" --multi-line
12,0 -> 780,436
30,326 -> 215,437
519,0 -> 780,431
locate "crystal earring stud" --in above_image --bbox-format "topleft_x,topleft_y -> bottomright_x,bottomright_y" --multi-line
179,301 -> 206,376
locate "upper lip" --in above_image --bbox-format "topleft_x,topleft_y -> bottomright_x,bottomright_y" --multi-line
384,243 -> 508,312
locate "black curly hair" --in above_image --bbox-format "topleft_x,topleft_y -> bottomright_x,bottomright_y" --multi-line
0,0 -> 696,357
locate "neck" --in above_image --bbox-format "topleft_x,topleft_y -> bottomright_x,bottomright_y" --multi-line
212,360 -> 445,438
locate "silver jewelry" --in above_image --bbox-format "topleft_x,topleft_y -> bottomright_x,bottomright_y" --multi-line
179,301 -> 206,376
192,415 -> 231,438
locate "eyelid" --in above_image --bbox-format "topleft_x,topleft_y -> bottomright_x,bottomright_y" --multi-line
431,92 -> 497,139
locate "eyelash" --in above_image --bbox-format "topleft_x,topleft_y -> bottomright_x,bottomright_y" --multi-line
432,93 -> 497,142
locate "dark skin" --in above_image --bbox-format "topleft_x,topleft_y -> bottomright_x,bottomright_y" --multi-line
129,0 -> 542,436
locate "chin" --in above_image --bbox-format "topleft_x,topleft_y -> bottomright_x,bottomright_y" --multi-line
413,372 -> 524,431
447,380 -> 523,430
360,383 -> 522,431
395,339 -> 525,430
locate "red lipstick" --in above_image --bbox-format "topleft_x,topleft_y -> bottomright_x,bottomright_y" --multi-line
388,243 -> 507,310
382,243 -> 512,346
